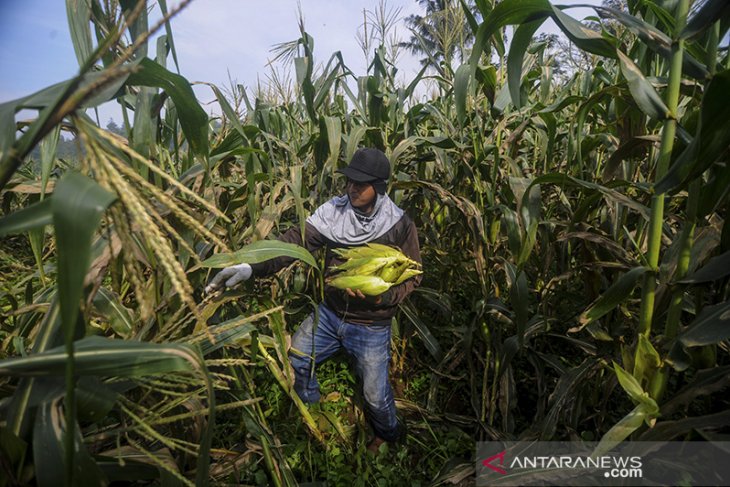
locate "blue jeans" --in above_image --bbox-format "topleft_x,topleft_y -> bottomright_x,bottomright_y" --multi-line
288,304 -> 400,442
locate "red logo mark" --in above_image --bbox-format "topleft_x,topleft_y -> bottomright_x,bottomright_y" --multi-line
483,450 -> 507,475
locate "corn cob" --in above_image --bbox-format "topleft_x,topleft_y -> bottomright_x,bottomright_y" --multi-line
379,260 -> 409,282
331,256 -> 399,275
334,243 -> 419,266
394,268 -> 423,285
333,243 -> 400,259
328,275 -> 393,296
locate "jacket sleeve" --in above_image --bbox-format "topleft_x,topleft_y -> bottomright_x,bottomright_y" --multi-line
249,222 -> 328,277
380,218 -> 422,307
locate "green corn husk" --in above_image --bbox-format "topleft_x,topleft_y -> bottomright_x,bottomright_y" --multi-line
333,244 -> 419,266
393,268 -> 423,285
328,275 -> 393,296
331,256 -> 399,274
333,243 -> 403,260
379,260 -> 409,282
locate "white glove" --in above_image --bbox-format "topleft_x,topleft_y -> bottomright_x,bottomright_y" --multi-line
205,263 -> 253,294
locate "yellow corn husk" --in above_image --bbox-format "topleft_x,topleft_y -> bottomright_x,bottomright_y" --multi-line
332,245 -> 384,260
333,243 -> 404,261
333,244 -> 419,266
379,260 -> 409,282
332,256 -> 399,275
366,243 -> 422,265
393,268 -> 423,285
328,275 -> 393,296
363,243 -> 405,258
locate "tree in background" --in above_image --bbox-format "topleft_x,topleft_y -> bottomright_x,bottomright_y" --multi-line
105,119 -> 126,136
399,0 -> 479,76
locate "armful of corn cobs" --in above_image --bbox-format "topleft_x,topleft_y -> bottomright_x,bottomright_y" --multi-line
326,243 -> 422,297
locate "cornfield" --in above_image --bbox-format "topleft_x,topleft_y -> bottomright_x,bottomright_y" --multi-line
0,0 -> 729,485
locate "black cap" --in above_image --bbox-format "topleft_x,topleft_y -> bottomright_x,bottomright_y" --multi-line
338,148 -> 391,182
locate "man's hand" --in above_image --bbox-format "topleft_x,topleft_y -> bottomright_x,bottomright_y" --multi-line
205,263 -> 253,294
345,287 -> 382,304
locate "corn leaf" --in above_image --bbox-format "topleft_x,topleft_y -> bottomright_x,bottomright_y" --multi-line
501,206 -> 522,258
473,65 -> 496,107
454,64 -> 472,126
639,410 -> 730,441
538,94 -> 583,114
202,240 -> 318,269
66,0 -> 94,67
345,126 -> 368,163
39,125 -> 60,199
399,300 -> 443,361
697,163 -> 730,217
508,20 -> 544,109
158,0 -> 181,72
295,55 -> 316,123
655,69 -> 730,193
594,6 -> 709,79
126,58 -> 209,158
602,135 -> 659,182
613,362 -> 653,404
5,298 -> 62,438
404,63 -> 429,100
75,377 -> 118,423
633,334 -> 661,388
667,341 -> 693,372
469,0 -> 552,68
617,50 -> 669,120
390,136 -> 419,166
513,177 -> 541,266
550,5 -> 616,59
33,398 -> 106,487
131,86 -> 155,160
661,366 -> 730,416
0,336 -> 203,377
505,263 -> 529,344
460,0 -> 480,37
0,198 -> 52,237
0,428 -> 26,484
678,299 -> 730,347
52,172 -> 116,344
0,70 -> 130,189
574,86 -> 620,164
0,100 -> 17,163
211,84 -> 247,141
197,321 -> 257,357
540,359 -> 599,439
324,116 -> 342,172
576,267 -> 647,328
5,335 -> 216,486
593,403 -> 652,457
681,0 -> 730,40
314,52 -> 346,111
492,81 -> 512,113
92,287 -> 135,338
528,172 -> 650,220
678,249 -> 730,284
120,0 -> 148,59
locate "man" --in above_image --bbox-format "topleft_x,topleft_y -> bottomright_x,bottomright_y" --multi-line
206,148 -> 422,452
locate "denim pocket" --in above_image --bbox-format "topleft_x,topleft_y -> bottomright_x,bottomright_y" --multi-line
361,323 -> 391,333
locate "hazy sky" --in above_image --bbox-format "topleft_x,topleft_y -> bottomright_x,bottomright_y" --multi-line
0,0 -> 602,125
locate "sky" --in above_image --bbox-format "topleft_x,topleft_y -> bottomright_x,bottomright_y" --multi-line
0,0 -> 602,126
